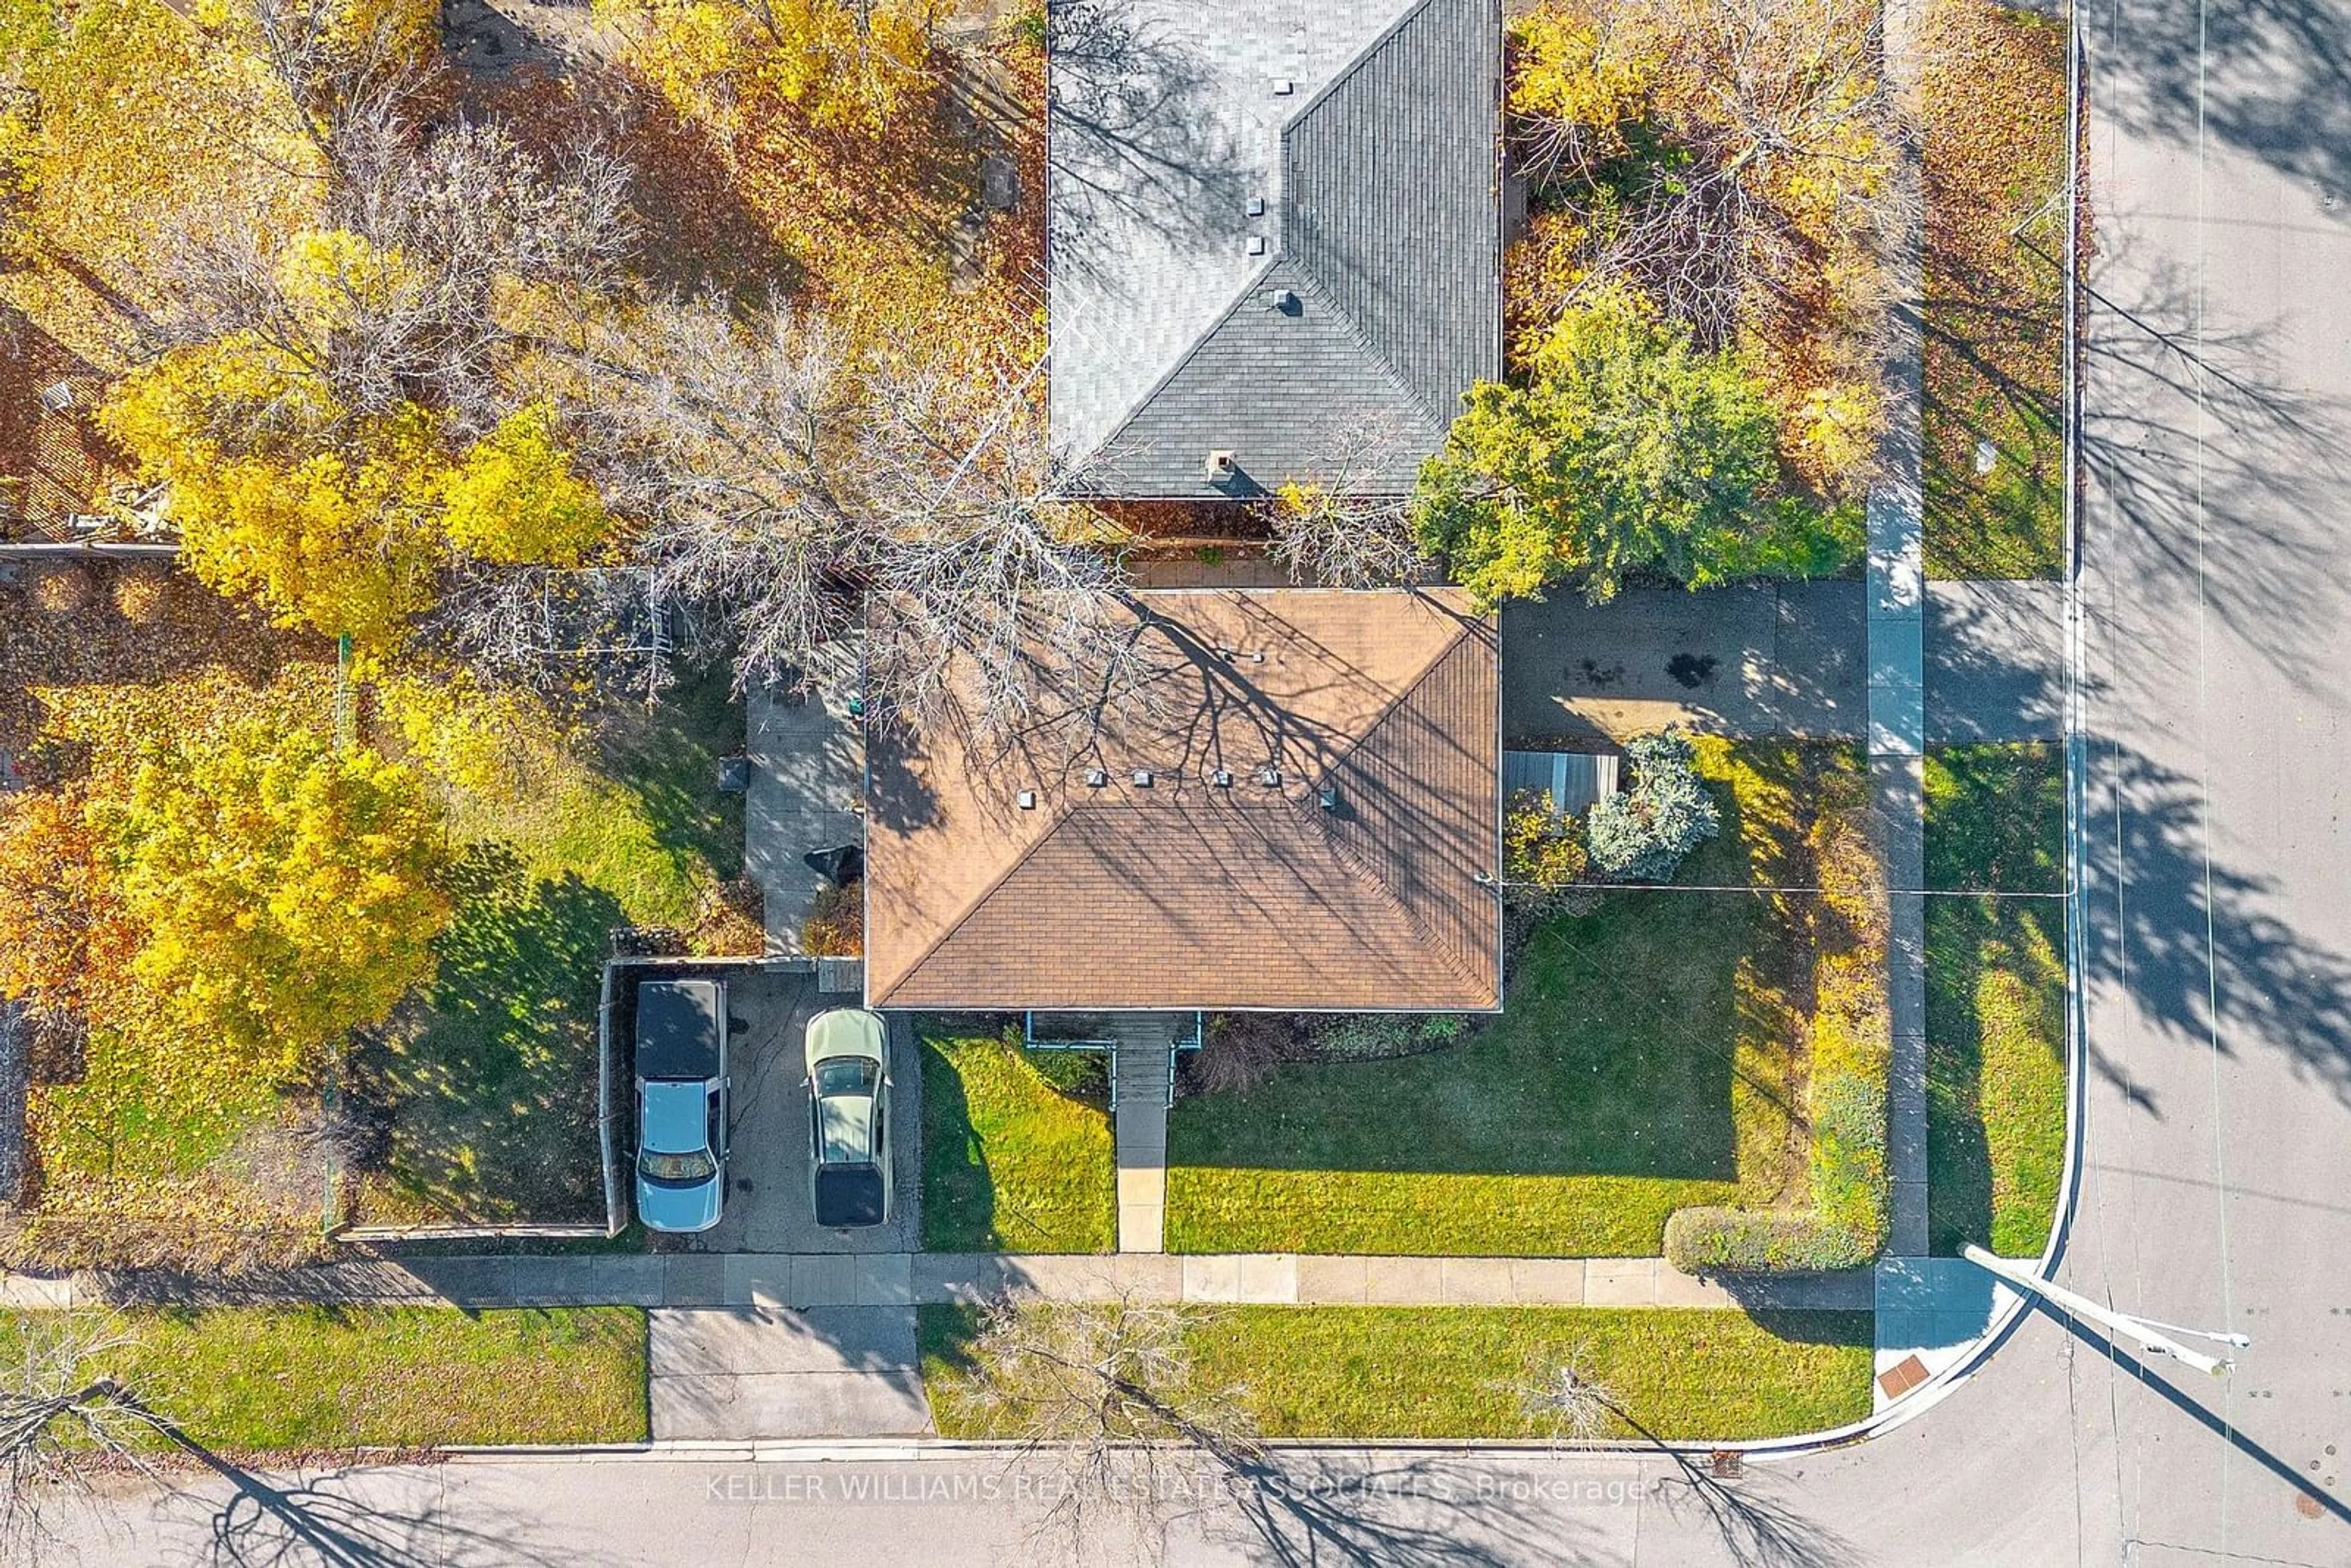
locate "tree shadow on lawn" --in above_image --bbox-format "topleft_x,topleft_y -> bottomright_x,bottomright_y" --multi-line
588,666 -> 746,887
918,1034 -> 1001,1253
349,845 -> 622,1225
1921,745 -> 2066,1255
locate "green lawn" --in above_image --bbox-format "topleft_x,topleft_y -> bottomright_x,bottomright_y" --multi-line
1,1306 -> 648,1450
921,1304 -> 1872,1441
1166,742 -> 1854,1256
348,672 -> 749,1226
920,1024 -> 1118,1253
1925,744 -> 2068,1256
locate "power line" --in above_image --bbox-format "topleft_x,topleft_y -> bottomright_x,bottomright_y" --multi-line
1477,874 -> 2072,899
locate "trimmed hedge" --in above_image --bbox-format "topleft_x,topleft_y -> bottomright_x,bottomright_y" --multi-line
1665,1206 -> 1875,1272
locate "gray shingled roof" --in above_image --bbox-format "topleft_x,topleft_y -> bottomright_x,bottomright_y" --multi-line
1046,0 -> 1501,498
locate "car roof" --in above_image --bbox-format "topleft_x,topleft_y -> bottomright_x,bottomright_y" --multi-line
806,1008 -> 885,1063
637,978 -> 722,1080
639,1079 -> 710,1155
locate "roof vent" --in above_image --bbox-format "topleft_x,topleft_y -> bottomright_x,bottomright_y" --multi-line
1246,197 -> 1265,217
1084,767 -> 1109,787
1246,235 -> 1267,257
1131,769 -> 1153,788
1205,450 -> 1237,481
1319,785 -> 1340,811
1264,288 -> 1299,314
1271,77 -> 1294,95
1259,767 -> 1281,788
1211,768 -> 1234,787
37,381 -> 73,413
1016,789 -> 1037,810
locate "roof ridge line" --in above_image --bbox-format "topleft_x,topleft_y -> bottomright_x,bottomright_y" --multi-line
1281,261 -> 1449,432
1310,596 -> 1482,787
1278,0 -> 1500,431
867,767 -> 1086,1008
1296,782 -> 1491,1000
1275,0 -> 1441,140
1076,255 -> 1282,473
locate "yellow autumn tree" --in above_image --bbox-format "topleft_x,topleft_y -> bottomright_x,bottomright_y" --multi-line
100,333 -> 450,647
0,785 -> 133,1019
601,0 -> 936,143
88,709 -> 451,1078
440,402 -> 612,566
0,0 -> 322,364
102,235 -> 612,645
372,664 -> 569,805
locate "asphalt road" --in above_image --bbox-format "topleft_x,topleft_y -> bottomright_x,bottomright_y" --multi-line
33,0 -> 2351,1563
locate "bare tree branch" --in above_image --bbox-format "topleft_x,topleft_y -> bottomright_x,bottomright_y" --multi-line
0,1315 -> 174,1566
952,1288 -> 1259,1568
1258,422 -> 1433,589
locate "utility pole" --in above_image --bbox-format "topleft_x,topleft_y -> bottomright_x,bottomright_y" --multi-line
1963,1245 -> 2250,1378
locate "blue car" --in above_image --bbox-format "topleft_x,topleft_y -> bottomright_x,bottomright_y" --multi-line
633,978 -> 730,1233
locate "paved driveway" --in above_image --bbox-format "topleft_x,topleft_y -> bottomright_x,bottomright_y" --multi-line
625,964 -> 920,1255
1500,579 -> 1865,744
648,1305 -> 929,1439
1501,577 -> 2064,746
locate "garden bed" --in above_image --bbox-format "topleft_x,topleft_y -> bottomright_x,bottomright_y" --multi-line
919,1021 -> 1117,1255
1924,743 -> 2066,1256
921,1303 -> 1873,1441
1166,741 -> 1874,1258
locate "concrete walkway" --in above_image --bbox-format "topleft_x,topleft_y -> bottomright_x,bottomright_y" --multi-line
1869,1257 -> 2023,1412
745,641 -> 863,955
1867,0 -> 1935,1412
40,1252 -> 1872,1313
649,1306 -> 928,1439
1110,1019 -> 1183,1254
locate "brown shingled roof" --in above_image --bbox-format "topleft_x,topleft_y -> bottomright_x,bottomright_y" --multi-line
864,588 -> 1501,1011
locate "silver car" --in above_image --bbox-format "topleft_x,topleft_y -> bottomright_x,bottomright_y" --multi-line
634,978 -> 730,1233
804,1008 -> 892,1229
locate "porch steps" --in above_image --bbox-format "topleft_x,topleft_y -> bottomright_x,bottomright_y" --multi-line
1108,1014 -> 1187,1254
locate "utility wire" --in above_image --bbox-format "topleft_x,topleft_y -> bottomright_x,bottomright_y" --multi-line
1478,876 -> 2071,899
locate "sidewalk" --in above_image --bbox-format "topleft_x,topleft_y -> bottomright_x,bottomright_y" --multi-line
24,1252 -> 1873,1313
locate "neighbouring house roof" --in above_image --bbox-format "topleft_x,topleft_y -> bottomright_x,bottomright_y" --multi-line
1046,0 -> 1502,498
863,588 -> 1502,1012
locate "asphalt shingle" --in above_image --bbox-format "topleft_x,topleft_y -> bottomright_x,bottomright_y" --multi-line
863,589 -> 1502,1011
1047,0 -> 1502,498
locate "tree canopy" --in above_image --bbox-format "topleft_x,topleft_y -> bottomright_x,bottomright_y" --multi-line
91,706 -> 452,1075
12,680 -> 454,1081
1586,729 -> 1721,882
1411,288 -> 1789,607
1505,0 -> 1902,497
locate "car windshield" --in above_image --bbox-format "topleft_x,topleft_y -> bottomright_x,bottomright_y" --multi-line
640,1149 -> 715,1183
813,1056 -> 878,1097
